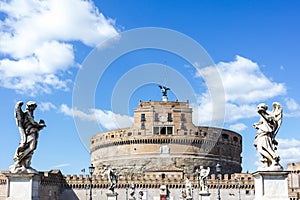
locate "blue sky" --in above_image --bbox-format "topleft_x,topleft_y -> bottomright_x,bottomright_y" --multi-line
0,0 -> 300,175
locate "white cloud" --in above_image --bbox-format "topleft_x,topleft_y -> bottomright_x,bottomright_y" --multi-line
225,103 -> 257,122
277,138 -> 300,168
229,123 -> 248,132
39,102 -> 57,111
195,55 -> 286,125
283,97 -> 300,117
199,55 -> 286,104
0,0 -> 118,95
50,163 -> 70,169
60,104 -> 133,130
285,98 -> 300,111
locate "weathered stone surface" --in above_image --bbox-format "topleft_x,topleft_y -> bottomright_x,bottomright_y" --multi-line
106,192 -> 118,200
253,171 -> 289,200
90,101 -> 242,176
3,172 -> 41,200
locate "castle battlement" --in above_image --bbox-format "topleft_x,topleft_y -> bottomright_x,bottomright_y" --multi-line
1,169 -> 299,199
62,172 -> 254,189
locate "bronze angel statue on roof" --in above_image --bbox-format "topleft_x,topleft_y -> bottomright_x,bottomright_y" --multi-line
10,101 -> 46,173
158,85 -> 170,97
159,85 -> 170,102
253,102 -> 283,171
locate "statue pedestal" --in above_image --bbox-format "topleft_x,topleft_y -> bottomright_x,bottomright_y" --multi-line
162,95 -> 168,102
253,171 -> 289,200
199,191 -> 210,200
4,172 -> 41,200
106,192 -> 118,200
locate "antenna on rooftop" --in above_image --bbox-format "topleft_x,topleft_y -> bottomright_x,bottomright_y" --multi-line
158,61 -> 170,102
163,61 -> 167,88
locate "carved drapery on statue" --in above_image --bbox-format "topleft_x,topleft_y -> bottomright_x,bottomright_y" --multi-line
10,101 -> 46,174
253,102 -> 282,171
108,168 -> 118,193
197,166 -> 210,193
129,183 -> 136,199
184,177 -> 193,199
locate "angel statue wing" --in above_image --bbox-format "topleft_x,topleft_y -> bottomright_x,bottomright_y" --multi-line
204,167 -> 210,177
271,102 -> 283,138
158,85 -> 170,96
199,166 -> 210,178
15,101 -> 24,127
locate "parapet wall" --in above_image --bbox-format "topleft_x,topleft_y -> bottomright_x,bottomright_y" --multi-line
1,170 -> 299,199
0,173 -> 7,200
63,172 -> 254,190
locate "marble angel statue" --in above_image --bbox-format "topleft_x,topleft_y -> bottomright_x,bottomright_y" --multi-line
10,101 -> 46,173
108,168 -> 118,193
253,102 -> 283,170
198,166 -> 210,192
184,177 -> 193,199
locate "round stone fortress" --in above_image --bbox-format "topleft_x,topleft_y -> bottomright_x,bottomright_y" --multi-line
90,99 -> 242,176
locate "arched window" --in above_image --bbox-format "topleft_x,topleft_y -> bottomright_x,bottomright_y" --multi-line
221,133 -> 229,139
233,136 -> 238,142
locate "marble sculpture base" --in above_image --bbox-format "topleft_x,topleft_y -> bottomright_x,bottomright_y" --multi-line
199,191 -> 210,200
253,170 -> 289,200
107,192 -> 118,200
3,172 -> 41,200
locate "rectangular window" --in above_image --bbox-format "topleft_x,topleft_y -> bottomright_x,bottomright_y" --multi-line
181,123 -> 186,130
213,132 -> 217,138
167,127 -> 173,135
153,127 -> 159,135
154,113 -> 159,121
222,133 -> 229,139
181,114 -> 185,121
167,113 -> 173,122
141,122 -> 145,129
160,127 -> 166,134
141,113 -> 146,122
153,126 -> 173,135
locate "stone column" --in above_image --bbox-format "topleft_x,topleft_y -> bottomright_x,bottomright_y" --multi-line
107,192 -> 118,200
3,172 -> 41,200
253,171 -> 289,200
